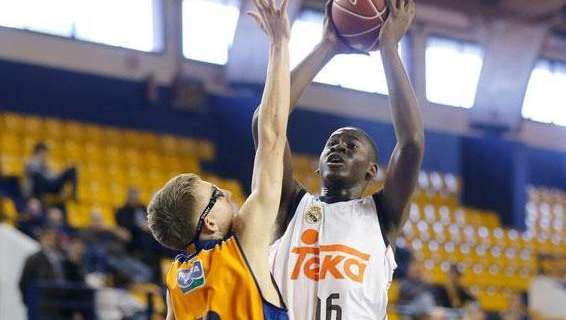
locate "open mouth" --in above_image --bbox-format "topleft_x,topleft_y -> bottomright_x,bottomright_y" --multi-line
327,153 -> 345,165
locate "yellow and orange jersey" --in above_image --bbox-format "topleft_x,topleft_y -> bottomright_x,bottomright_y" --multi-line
166,234 -> 287,320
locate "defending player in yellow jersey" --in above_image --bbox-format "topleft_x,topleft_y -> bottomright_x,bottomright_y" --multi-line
146,0 -> 291,319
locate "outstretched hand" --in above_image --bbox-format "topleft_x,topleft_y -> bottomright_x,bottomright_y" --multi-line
323,0 -> 369,55
379,0 -> 415,48
248,0 -> 290,44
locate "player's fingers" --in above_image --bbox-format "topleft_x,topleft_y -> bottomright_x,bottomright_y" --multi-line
407,0 -> 416,13
257,0 -> 269,11
387,0 -> 398,16
252,0 -> 266,12
278,0 -> 289,14
398,0 -> 405,11
265,0 -> 276,12
247,11 -> 266,31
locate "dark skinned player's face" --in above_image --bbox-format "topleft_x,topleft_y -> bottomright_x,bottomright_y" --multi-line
318,128 -> 375,188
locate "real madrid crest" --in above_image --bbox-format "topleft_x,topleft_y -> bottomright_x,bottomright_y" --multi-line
304,204 -> 322,225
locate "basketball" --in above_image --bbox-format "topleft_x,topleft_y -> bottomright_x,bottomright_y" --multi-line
331,0 -> 389,51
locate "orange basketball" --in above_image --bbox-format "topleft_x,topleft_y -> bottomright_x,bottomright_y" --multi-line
331,0 -> 388,52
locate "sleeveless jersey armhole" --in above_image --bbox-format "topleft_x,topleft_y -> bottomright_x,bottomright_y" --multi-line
232,235 -> 288,314
282,188 -> 307,229
371,190 -> 391,248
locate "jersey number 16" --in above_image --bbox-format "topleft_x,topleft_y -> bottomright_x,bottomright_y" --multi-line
316,293 -> 342,320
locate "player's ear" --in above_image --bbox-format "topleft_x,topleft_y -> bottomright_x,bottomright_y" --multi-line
366,163 -> 378,181
202,216 -> 219,234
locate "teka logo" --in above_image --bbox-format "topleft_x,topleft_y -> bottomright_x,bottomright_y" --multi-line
291,229 -> 370,283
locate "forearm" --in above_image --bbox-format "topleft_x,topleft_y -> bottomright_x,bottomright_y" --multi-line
380,44 -> 423,145
258,41 -> 291,147
290,40 -> 336,111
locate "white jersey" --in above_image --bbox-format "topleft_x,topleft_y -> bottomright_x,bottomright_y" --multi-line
270,191 -> 397,320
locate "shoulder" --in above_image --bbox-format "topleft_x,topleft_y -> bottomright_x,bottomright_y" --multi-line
370,190 -> 393,247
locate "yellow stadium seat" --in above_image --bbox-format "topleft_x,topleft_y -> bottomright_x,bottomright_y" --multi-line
2,197 -> 18,225
83,142 -> 104,163
160,135 -> 181,155
83,124 -> 104,145
123,148 -> 143,168
178,138 -> 197,157
102,127 -> 124,146
0,155 -> 24,175
143,153 -> 161,169
23,115 -> 45,138
67,203 -> 90,228
139,132 -> 160,151
0,134 -> 22,155
2,113 -> 25,134
63,121 -> 86,142
44,118 -> 64,139
388,281 -> 399,304
197,140 -> 215,161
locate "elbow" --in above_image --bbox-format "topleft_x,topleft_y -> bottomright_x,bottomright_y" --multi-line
401,133 -> 425,157
260,126 -> 286,148
252,107 -> 260,133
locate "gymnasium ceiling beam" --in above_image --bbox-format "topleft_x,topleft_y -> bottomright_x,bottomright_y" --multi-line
471,19 -> 549,130
225,0 -> 303,84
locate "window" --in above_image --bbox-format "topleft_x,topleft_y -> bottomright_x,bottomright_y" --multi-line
522,60 -> 566,126
425,37 -> 484,109
0,0 -> 161,52
182,0 -> 240,65
290,10 -> 408,95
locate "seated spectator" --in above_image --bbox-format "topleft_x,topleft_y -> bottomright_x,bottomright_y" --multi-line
45,206 -> 76,242
433,265 -> 476,309
63,237 -> 87,283
17,198 -> 46,239
398,258 -> 436,319
500,292 -> 529,320
19,227 -> 66,319
81,210 -> 152,285
25,142 -> 78,201
115,187 -> 162,280
115,187 -> 149,252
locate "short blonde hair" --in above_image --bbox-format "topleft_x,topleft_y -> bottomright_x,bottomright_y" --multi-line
147,173 -> 200,250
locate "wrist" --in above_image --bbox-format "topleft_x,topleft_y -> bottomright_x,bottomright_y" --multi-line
319,38 -> 338,56
271,38 -> 290,48
380,40 -> 398,54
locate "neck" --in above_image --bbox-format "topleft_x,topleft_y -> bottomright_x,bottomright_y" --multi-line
319,183 -> 365,203
198,231 -> 225,241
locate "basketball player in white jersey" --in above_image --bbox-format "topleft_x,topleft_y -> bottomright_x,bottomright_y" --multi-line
251,0 -> 422,319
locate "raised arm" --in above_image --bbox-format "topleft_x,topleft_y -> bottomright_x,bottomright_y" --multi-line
239,0 -> 290,257
237,0 -> 291,306
251,1 -> 355,237
378,0 -> 424,244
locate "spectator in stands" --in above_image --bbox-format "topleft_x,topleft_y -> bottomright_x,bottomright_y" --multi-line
115,187 -> 161,280
394,246 -> 414,280
17,197 -> 46,239
115,187 -> 148,251
462,304 -> 487,320
433,265 -> 476,309
19,227 -> 66,319
398,258 -> 436,319
45,206 -> 75,242
81,210 -> 152,285
25,142 -> 78,201
63,237 -> 87,283
500,292 -> 529,320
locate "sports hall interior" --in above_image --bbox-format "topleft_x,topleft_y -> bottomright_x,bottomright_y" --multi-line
0,0 -> 564,319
